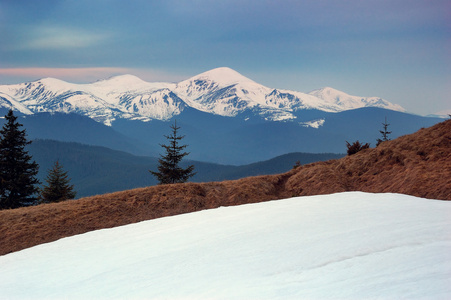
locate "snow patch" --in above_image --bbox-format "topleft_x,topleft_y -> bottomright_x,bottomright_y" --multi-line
300,118 -> 325,128
0,192 -> 449,299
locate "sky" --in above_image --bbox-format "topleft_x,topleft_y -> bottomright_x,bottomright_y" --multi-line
0,0 -> 449,115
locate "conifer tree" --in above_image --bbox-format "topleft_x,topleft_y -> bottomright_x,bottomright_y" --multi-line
376,117 -> 392,146
0,109 -> 40,209
346,140 -> 370,156
41,160 -> 76,203
150,120 -> 195,184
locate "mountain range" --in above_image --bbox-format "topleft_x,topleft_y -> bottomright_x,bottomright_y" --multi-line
0,67 -> 442,165
0,67 -> 405,126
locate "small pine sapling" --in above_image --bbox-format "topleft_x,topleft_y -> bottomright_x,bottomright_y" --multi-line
293,161 -> 301,169
376,117 -> 392,146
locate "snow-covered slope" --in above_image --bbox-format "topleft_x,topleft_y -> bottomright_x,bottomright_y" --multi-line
1,192 -> 449,299
309,87 -> 406,112
0,92 -> 33,115
0,76 -> 177,125
0,67 -> 405,125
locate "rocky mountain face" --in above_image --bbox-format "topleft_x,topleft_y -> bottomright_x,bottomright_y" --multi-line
0,67 -> 405,126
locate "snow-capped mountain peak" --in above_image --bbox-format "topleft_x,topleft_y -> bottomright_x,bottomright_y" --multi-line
174,67 -> 274,117
92,74 -> 150,88
37,77 -> 74,86
28,77 -> 79,93
188,67 -> 257,87
310,87 -> 346,98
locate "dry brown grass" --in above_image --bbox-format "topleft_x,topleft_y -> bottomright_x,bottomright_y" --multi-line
1,119 -> 450,256
287,120 -> 451,199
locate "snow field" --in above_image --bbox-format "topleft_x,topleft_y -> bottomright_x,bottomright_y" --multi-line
0,192 -> 450,299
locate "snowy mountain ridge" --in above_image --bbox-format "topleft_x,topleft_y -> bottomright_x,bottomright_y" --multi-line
309,87 -> 404,112
0,67 -> 405,126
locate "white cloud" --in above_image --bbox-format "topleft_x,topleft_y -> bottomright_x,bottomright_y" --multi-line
26,26 -> 112,50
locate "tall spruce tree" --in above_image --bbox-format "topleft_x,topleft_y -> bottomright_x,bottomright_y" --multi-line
150,120 -> 195,184
41,160 -> 76,203
0,109 -> 40,209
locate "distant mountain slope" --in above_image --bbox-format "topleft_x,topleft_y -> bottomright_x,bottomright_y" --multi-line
0,107 -> 441,165
112,107 -> 441,164
0,67 -> 405,125
29,139 -> 343,198
19,112 -> 149,155
29,140 -> 158,197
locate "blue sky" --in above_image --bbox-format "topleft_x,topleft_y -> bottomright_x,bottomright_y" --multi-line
0,0 -> 449,115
